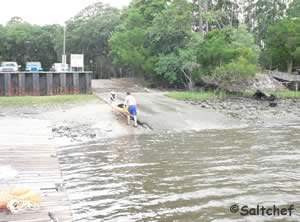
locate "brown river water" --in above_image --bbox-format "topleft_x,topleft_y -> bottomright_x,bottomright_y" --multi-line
58,124 -> 300,222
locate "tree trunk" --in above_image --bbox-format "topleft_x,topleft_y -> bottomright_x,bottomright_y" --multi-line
182,69 -> 194,91
198,0 -> 204,37
288,60 -> 293,74
204,0 -> 208,32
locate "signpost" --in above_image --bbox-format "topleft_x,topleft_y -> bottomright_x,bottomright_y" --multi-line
70,54 -> 84,71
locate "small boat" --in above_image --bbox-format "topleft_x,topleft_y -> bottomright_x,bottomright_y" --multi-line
112,103 -> 129,116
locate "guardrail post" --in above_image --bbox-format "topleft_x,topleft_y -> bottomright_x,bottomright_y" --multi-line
86,73 -> 92,94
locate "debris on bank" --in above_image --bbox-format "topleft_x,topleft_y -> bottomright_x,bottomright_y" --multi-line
200,73 -> 285,94
0,187 -> 41,214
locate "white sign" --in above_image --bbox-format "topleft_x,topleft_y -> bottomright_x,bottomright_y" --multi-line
71,54 -> 84,68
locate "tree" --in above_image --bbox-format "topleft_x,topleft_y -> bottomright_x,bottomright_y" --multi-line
192,0 -> 240,35
287,0 -> 300,18
243,0 -> 288,45
66,2 -> 121,78
3,20 -> 57,69
197,27 -> 259,79
149,0 -> 193,54
110,0 -> 168,78
155,34 -> 202,89
264,18 -> 300,73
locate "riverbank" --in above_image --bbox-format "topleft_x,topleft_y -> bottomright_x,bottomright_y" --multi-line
0,95 -> 95,106
0,91 -> 243,145
1,84 -> 300,145
166,90 -> 300,125
0,95 -> 147,145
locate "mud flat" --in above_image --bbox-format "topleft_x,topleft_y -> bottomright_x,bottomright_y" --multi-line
0,99 -> 147,145
186,97 -> 300,126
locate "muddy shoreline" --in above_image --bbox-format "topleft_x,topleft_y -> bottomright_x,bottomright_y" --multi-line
187,96 -> 300,125
1,94 -> 299,145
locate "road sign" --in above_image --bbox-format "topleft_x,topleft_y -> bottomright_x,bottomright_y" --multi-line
71,54 -> 84,69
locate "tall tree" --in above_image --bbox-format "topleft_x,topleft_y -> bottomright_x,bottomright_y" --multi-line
264,18 -> 300,73
3,20 -> 57,69
243,0 -> 288,45
66,2 -> 121,78
287,0 -> 300,18
192,0 -> 240,34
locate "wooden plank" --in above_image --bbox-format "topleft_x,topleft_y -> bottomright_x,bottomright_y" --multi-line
60,73 -> 66,94
46,73 -> 53,96
4,73 -> 11,96
73,73 -> 79,94
0,144 -> 72,221
18,73 -> 25,96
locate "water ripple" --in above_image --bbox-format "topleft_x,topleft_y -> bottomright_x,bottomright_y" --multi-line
58,125 -> 300,221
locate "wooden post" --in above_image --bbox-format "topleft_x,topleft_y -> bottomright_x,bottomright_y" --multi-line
85,73 -> 92,94
18,73 -> 25,96
60,73 -> 66,94
73,73 -> 79,94
47,73 -> 53,96
4,73 -> 11,96
32,73 -> 40,96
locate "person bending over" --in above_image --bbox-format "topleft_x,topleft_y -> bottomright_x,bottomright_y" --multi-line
124,92 -> 138,127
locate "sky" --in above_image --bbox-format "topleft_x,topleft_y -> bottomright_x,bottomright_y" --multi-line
0,0 -> 131,25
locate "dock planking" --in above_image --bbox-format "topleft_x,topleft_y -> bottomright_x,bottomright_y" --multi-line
0,119 -> 73,221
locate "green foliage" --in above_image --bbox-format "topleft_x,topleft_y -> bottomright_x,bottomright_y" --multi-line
148,0 -> 193,54
197,27 -> 259,80
288,0 -> 300,18
110,27 -> 155,74
0,20 -> 57,69
110,0 -> 195,85
276,90 -> 300,98
263,17 -> 300,72
155,53 -> 181,84
244,0 -> 287,44
66,2 -> 121,76
214,56 -> 257,80
155,34 -> 202,89
0,95 -> 96,107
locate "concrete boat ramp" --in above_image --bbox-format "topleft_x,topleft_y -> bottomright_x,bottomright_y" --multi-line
0,118 -> 72,222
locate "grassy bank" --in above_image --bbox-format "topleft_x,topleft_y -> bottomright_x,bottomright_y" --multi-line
0,95 -> 96,106
166,91 -> 227,101
276,90 -> 300,99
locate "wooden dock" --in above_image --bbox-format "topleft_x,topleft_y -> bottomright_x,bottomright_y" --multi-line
270,70 -> 300,82
0,118 -> 73,222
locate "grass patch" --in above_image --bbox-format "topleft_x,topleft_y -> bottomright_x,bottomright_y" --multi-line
275,90 -> 300,99
0,94 -> 96,107
166,90 -> 227,101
